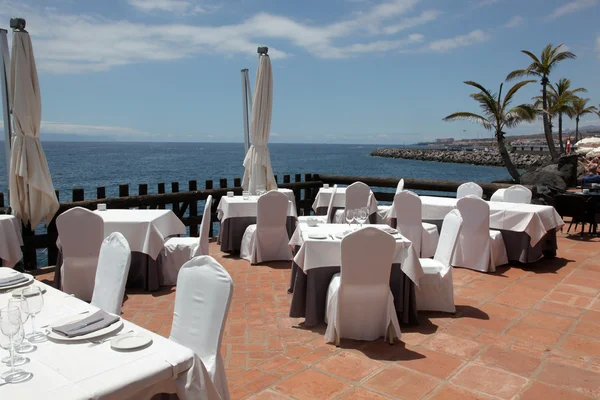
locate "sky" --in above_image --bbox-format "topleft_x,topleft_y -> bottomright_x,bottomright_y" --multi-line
0,0 -> 599,144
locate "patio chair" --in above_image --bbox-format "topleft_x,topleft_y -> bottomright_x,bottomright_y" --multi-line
298,185 -> 337,224
393,191 -> 439,258
456,182 -> 483,199
334,181 -> 371,223
169,256 -> 233,400
554,194 -> 595,236
91,232 -> 131,315
324,227 -> 401,345
503,185 -> 532,204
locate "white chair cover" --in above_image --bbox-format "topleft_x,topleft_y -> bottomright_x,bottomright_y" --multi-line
453,196 -> 508,273
56,207 -> 104,301
169,256 -> 233,400
393,191 -> 423,255
325,227 -> 401,343
416,210 -> 462,313
91,233 -> 131,315
396,179 -> 405,193
298,185 -> 337,224
490,189 -> 505,202
504,185 -> 532,204
334,181 -> 371,223
240,191 -> 292,264
421,223 -> 440,259
456,182 -> 483,199
159,196 -> 213,285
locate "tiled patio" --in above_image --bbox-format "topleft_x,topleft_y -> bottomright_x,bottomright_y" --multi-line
39,231 -> 600,399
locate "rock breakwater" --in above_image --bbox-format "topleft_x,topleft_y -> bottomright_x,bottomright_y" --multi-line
371,148 -> 547,169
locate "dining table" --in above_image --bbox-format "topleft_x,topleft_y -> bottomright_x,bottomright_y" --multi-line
0,268 -> 220,399
288,223 -> 423,327
0,215 -> 22,268
217,194 -> 298,253
311,187 -> 379,222
55,209 -> 186,292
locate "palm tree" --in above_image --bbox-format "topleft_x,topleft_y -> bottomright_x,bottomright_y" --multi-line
532,88 -> 575,153
568,98 -> 598,142
549,78 -> 586,153
443,81 -> 536,181
507,44 -> 576,159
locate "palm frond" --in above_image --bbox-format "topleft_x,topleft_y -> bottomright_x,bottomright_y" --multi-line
504,104 -> 536,128
521,50 -> 541,64
506,69 -> 539,81
443,112 -> 493,130
502,80 -> 536,111
463,81 -> 494,98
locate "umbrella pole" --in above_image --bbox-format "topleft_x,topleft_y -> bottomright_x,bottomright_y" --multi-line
241,68 -> 252,154
0,28 -> 11,198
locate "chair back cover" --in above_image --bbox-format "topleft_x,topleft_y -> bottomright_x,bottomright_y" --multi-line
56,207 -> 104,300
336,227 -> 397,340
504,185 -> 532,204
257,191 -> 288,229
490,189 -> 505,202
91,232 -> 131,315
396,179 -> 405,193
433,209 -> 463,274
345,181 -> 371,210
456,182 -> 483,199
194,195 -> 212,257
325,185 -> 338,223
170,256 -> 233,400
454,196 -> 491,272
393,191 -> 422,255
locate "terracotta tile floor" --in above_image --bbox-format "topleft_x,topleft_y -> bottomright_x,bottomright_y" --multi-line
38,231 -> 600,399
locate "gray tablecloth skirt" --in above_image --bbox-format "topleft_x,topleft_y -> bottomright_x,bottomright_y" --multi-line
289,262 -> 418,327
424,219 -> 557,263
218,216 -> 297,253
54,250 -> 161,292
315,207 -> 378,224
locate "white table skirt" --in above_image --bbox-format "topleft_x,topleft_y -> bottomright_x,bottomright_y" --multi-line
217,195 -> 298,222
94,210 -> 186,260
0,215 -> 23,267
311,188 -> 379,216
0,270 -> 219,400
381,196 -> 563,247
289,223 -> 423,286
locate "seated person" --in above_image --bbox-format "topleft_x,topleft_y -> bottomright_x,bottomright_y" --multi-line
582,165 -> 600,186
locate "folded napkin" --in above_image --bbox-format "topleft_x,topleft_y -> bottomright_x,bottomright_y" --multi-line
52,310 -> 119,338
0,274 -> 28,288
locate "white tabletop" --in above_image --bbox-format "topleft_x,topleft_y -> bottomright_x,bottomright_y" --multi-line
0,269 -> 219,400
93,209 -> 186,259
312,187 -> 379,216
217,195 -> 298,222
289,223 -> 423,286
0,215 -> 23,268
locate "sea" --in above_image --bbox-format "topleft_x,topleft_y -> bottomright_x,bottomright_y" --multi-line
0,141 -> 514,267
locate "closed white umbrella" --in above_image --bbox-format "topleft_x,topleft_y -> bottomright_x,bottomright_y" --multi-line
9,27 -> 59,227
242,47 -> 277,194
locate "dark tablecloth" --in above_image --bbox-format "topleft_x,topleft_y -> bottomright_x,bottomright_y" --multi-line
218,216 -> 297,253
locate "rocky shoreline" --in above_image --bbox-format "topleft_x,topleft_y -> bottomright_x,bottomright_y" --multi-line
371,148 -> 548,169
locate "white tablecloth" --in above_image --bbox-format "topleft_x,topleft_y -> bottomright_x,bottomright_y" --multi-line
311,188 -> 379,216
289,223 -> 423,286
94,210 -> 186,260
0,269 -> 219,400
410,196 -> 563,246
217,195 -> 297,222
0,215 -> 23,267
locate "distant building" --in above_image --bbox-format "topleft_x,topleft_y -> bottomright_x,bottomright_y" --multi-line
435,138 -> 454,144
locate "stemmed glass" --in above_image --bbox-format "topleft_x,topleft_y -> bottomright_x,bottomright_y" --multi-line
7,297 -> 34,353
0,306 -> 31,383
356,207 -> 368,228
345,209 -> 355,230
21,286 -> 45,343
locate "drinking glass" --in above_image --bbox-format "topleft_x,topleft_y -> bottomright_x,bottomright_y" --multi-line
256,185 -> 265,196
0,306 -> 31,383
356,208 -> 368,227
345,209 -> 355,229
21,286 -> 45,342
242,191 -> 250,200
0,308 -> 27,367
8,297 -> 34,353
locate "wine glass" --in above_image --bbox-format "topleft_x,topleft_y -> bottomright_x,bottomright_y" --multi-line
356,208 -> 368,228
345,209 -> 355,230
21,286 -> 45,343
0,306 -> 31,383
8,297 -> 34,353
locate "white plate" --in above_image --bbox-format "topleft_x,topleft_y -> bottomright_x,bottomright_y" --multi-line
0,274 -> 34,291
12,284 -> 47,297
47,315 -> 123,342
308,233 -> 328,240
110,333 -> 152,351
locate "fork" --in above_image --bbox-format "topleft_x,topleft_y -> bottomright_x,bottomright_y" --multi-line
88,330 -> 134,345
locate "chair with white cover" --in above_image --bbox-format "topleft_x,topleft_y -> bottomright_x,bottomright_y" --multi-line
503,185 -> 532,204
169,256 -> 233,400
456,182 -> 483,199
325,227 -> 401,345
416,210 -> 462,313
453,196 -> 508,273
298,185 -> 337,224
56,207 -> 104,301
159,195 -> 213,285
393,191 -> 439,258
375,179 -> 404,222
91,232 -> 131,315
490,189 -> 506,202
240,191 -> 292,264
396,179 -> 404,193
334,181 -> 371,223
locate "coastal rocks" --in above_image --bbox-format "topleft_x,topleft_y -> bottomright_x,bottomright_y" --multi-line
520,170 -> 567,191
370,148 -> 547,169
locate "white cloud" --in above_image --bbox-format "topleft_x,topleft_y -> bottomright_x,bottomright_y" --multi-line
425,30 -> 489,52
546,0 -> 598,20
126,0 -> 218,15
383,10 -> 442,34
0,120 -> 153,137
504,15 -> 524,28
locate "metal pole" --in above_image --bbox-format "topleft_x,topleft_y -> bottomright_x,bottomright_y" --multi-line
0,28 -> 11,194
241,68 -> 251,154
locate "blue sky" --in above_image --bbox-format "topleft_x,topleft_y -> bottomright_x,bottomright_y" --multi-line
1,0 -> 599,144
